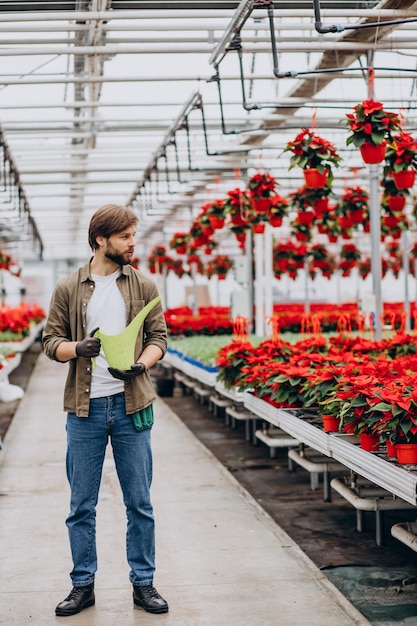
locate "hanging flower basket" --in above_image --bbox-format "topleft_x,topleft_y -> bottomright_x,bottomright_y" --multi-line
247,172 -> 277,203
384,132 -> 417,187
283,128 -> 341,184
345,100 -> 401,163
393,169 -> 416,190
303,168 -> 329,189
360,141 -> 387,164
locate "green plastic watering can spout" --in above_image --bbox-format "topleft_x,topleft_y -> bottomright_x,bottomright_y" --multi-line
93,295 -> 161,369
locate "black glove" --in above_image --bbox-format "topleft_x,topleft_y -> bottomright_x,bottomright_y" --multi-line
108,362 -> 147,381
75,327 -> 101,358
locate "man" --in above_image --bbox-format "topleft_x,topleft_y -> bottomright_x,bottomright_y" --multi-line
42,204 -> 168,617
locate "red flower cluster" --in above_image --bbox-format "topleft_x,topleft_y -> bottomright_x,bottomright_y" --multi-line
345,99 -> 401,148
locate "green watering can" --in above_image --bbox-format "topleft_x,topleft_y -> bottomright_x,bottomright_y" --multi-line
93,295 -> 161,369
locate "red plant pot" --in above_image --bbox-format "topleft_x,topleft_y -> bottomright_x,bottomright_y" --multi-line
313,198 -> 329,214
252,197 -> 272,213
217,273 -> 226,280
360,141 -> 386,164
175,245 -> 187,255
303,168 -> 328,189
327,234 -> 338,243
387,195 -> 406,212
231,214 -> 246,227
270,215 -> 283,227
393,169 -> 416,190
295,231 -> 310,242
359,432 -> 380,452
396,443 -> 417,465
338,216 -> 353,229
386,440 -> 397,458
350,209 -> 364,224
209,216 -> 225,229
383,215 -> 401,228
253,223 -> 265,234
296,211 -> 315,225
321,415 -> 340,432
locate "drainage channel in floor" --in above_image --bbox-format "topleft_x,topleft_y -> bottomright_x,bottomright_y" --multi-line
322,564 -> 417,625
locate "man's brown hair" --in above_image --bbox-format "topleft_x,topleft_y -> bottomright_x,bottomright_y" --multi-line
88,204 -> 138,250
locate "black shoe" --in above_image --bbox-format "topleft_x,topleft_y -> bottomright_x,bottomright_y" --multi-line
133,584 -> 169,614
55,584 -> 95,617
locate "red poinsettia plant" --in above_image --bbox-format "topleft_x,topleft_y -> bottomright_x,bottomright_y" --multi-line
223,188 -> 251,226
384,132 -> 417,173
345,99 -> 401,148
283,128 -> 341,177
335,186 -> 369,223
206,254 -> 234,279
247,172 -> 277,198
169,231 -> 189,254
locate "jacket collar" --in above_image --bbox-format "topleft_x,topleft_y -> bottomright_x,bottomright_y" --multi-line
80,258 -> 132,282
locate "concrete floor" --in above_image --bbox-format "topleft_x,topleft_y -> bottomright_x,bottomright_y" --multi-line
0,353 -> 369,626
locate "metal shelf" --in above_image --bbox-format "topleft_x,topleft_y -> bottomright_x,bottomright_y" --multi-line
243,391 -> 417,506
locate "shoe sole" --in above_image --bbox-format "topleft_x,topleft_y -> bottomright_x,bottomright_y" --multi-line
55,599 -> 95,617
133,598 -> 169,614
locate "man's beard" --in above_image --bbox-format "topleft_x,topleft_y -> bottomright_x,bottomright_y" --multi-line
105,249 -> 132,266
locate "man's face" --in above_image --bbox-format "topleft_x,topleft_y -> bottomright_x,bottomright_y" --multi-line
104,225 -> 136,266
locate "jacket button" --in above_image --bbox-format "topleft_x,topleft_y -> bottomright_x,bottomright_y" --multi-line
85,388 -> 89,393
86,367 -> 91,372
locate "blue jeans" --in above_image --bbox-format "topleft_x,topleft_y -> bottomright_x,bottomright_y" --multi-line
65,392 -> 155,587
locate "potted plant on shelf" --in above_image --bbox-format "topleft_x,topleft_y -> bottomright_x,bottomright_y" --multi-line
383,132 -> 417,190
283,128 -> 342,188
366,378 -> 417,464
344,99 -> 401,164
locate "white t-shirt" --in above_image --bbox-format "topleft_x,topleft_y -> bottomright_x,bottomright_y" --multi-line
87,268 -> 126,399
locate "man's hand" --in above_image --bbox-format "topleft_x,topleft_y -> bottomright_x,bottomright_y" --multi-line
108,362 -> 147,381
75,327 -> 101,358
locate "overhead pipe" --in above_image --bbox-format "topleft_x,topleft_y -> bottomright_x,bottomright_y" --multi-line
0,17 -> 414,33
1,8 -> 416,23
312,0 -> 417,35
4,95 -> 417,110
6,40 -> 417,57
3,71 -> 417,87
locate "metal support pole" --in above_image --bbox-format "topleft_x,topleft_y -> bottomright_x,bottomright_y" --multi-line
191,262 -> 198,316
245,229 -> 254,334
304,259 -> 310,314
254,232 -> 264,336
403,229 -> 411,332
264,224 -> 273,335
369,164 -> 383,340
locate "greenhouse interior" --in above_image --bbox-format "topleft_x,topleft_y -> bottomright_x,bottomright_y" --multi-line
2,1 -> 417,625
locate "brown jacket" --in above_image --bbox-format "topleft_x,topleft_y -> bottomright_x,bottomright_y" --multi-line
42,260 -> 167,417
